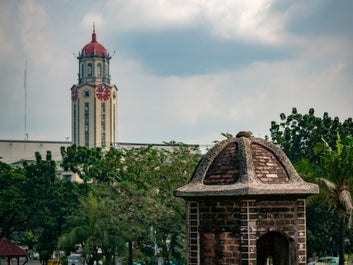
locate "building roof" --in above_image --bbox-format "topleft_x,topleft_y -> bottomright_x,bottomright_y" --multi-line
0,140 -> 71,164
0,140 -> 207,165
174,131 -> 319,198
0,238 -> 27,257
81,30 -> 108,57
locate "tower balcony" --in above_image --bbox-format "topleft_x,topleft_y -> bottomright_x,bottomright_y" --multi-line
78,75 -> 111,84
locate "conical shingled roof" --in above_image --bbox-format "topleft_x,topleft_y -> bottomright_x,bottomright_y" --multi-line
174,131 -> 319,198
0,238 -> 27,257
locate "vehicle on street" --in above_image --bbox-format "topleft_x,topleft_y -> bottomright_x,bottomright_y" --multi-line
68,254 -> 82,265
308,257 -> 339,265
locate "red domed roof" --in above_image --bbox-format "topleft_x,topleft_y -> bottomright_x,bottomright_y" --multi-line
81,30 -> 108,57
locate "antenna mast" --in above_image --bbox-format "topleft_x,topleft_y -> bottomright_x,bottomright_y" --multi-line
24,60 -> 29,140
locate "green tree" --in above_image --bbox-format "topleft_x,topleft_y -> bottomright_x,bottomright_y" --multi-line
103,145 -> 182,264
306,202 -> 338,257
60,145 -> 103,188
0,150 -> 81,261
22,152 -> 59,264
59,192 -> 122,265
59,143 -> 201,265
121,143 -> 201,264
270,108 -> 353,260
270,107 -> 353,164
23,151 -> 81,265
0,161 -> 28,238
151,142 -> 201,264
313,135 -> 353,265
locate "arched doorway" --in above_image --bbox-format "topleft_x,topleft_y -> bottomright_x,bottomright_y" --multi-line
257,231 -> 296,265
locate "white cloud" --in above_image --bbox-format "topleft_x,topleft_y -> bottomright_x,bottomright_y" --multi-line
104,0 -> 323,45
199,0 -> 284,43
81,13 -> 105,31
165,76 -> 222,124
0,0 -> 352,146
0,2 -> 18,60
106,0 -> 200,31
115,41 -> 353,144
19,0 -> 52,64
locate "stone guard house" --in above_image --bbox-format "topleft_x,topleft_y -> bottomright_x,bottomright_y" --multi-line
174,132 -> 319,265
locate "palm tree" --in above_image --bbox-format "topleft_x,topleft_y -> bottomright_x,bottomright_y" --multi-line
59,193 -> 106,265
314,135 -> 353,265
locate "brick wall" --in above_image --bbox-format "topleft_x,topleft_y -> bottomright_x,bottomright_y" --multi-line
186,198 -> 306,265
251,143 -> 289,183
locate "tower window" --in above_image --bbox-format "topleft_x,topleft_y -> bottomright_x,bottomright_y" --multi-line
97,63 -> 102,77
101,103 -> 106,148
113,104 -> 116,144
84,102 -> 89,147
81,63 -> 85,79
83,90 -> 91,98
87,63 -> 92,77
73,104 -> 77,145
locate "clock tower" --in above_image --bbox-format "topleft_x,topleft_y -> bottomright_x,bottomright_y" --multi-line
71,27 -> 118,148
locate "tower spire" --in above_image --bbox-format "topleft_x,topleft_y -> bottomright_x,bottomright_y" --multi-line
92,22 -> 96,42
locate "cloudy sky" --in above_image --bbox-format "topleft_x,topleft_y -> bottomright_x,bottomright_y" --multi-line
0,0 -> 352,145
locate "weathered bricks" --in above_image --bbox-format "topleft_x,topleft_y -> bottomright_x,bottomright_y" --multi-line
186,199 -> 307,265
176,134 -> 318,265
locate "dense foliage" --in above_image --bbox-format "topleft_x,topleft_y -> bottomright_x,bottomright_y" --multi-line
0,142 -> 201,265
270,108 -> 353,263
0,152 -> 81,264
270,107 -> 353,164
313,136 -> 353,265
0,161 -> 27,238
5,107 -> 352,264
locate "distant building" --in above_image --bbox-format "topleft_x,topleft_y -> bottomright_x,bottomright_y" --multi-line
0,139 -> 79,181
0,28 -> 118,166
0,139 -> 201,165
0,28 -> 207,177
0,140 -> 70,165
71,26 -> 118,148
0,139 -> 194,182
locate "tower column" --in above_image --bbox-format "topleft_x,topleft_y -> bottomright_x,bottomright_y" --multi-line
71,28 -> 118,148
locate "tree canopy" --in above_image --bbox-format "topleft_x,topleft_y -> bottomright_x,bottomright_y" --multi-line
270,107 -> 353,261
59,142 -> 201,265
0,161 -> 27,238
270,107 -> 353,163
0,142 -> 201,265
314,135 -> 353,265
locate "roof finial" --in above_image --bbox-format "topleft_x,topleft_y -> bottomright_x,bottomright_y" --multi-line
92,22 -> 96,42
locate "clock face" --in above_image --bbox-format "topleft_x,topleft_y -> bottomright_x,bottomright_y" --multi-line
96,85 -> 111,101
71,88 -> 78,102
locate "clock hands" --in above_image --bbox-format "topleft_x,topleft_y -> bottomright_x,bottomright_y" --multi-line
96,85 -> 110,101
